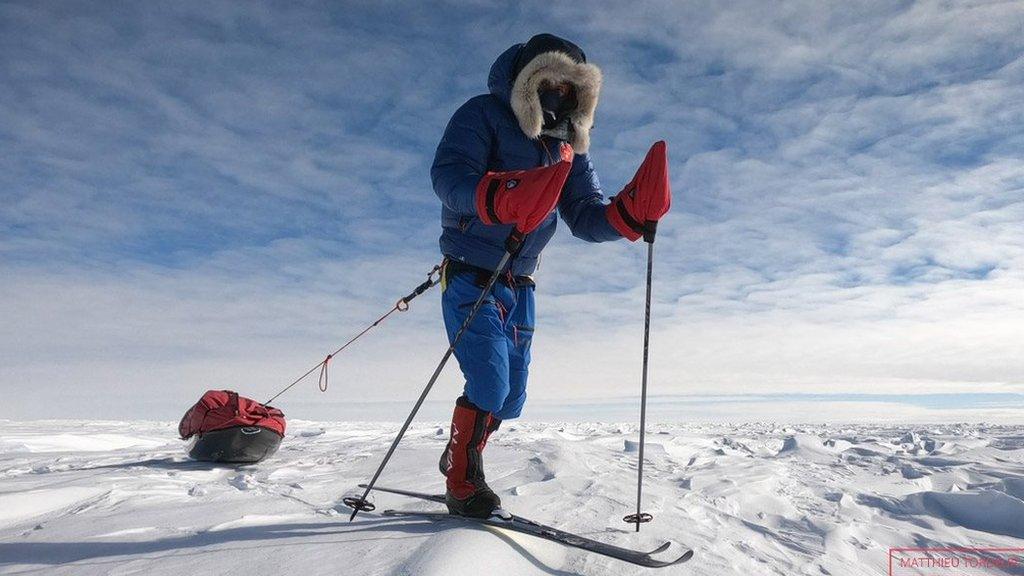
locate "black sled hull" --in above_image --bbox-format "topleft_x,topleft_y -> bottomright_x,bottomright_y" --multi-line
188,426 -> 282,463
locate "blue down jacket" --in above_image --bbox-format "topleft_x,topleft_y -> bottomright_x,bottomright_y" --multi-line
431,44 -> 620,277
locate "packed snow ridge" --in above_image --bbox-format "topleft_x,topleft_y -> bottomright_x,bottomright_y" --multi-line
1,420 -> 1022,575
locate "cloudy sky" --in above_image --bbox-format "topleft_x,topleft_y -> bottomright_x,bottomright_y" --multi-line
2,1 -> 1023,422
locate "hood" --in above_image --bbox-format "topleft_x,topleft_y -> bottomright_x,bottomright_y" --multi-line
487,42 -> 602,154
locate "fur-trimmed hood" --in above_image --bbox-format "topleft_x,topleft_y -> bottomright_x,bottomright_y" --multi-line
488,44 -> 602,154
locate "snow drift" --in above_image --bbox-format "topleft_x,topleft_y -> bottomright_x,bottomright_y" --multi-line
1,420 -> 1022,575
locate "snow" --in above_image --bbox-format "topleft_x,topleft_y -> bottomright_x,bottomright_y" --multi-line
1,432 -> 166,453
0,487 -> 109,527
1,420 -> 1022,575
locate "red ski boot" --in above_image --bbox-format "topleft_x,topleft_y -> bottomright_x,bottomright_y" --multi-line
439,396 -> 502,517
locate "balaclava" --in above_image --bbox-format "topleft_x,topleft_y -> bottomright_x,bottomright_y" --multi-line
513,34 -> 587,130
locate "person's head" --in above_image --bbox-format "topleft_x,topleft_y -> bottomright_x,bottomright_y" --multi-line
537,79 -> 577,129
509,33 -> 602,153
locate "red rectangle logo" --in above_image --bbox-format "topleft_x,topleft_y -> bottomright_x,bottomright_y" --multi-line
889,547 -> 1024,575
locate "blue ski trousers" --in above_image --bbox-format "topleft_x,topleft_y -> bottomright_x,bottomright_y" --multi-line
441,261 -> 535,421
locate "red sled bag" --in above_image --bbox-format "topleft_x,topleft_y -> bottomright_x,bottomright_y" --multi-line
179,390 -> 286,463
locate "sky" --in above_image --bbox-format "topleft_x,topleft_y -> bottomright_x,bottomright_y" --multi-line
2,1 -> 1023,422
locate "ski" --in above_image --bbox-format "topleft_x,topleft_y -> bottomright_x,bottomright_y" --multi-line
357,484 -> 694,568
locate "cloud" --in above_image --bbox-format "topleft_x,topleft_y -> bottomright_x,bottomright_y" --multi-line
1,0 -> 1022,420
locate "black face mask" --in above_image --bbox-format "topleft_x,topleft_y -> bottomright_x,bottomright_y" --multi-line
539,88 -> 575,129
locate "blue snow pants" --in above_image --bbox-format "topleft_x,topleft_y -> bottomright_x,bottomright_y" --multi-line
441,261 -> 535,421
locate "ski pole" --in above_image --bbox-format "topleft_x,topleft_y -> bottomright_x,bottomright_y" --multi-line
624,221 -> 658,532
346,230 -> 525,520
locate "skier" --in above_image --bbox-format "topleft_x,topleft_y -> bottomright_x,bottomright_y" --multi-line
432,33 -> 671,517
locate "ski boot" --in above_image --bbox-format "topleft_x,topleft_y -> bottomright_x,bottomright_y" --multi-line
439,395 -> 502,518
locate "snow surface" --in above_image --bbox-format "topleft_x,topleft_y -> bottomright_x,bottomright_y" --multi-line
1,419 -> 1022,575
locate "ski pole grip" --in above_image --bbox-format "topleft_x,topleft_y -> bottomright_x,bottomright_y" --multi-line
505,229 -> 526,254
642,220 -> 658,244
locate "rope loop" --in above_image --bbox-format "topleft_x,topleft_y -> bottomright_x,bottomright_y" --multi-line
318,354 -> 332,393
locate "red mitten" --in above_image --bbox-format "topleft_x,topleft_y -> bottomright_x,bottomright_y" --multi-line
476,143 -> 574,235
607,141 -> 671,242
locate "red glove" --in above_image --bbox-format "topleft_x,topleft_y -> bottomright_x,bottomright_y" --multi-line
607,141 -> 671,242
476,142 -> 574,235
